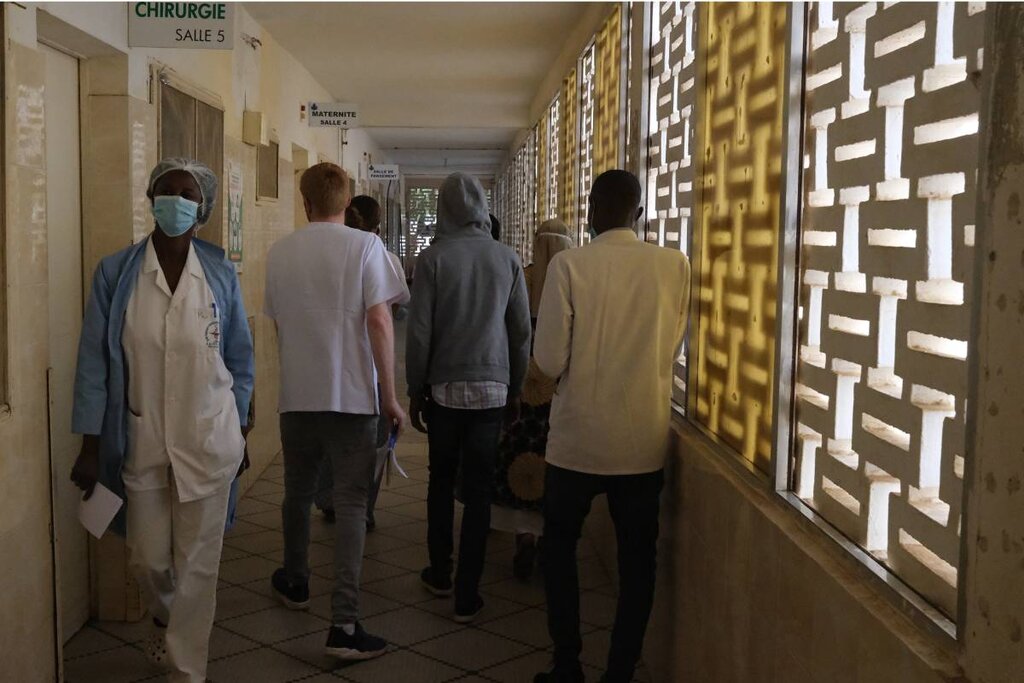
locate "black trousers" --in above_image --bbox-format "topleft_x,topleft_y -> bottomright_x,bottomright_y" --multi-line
426,403 -> 504,605
543,464 -> 664,683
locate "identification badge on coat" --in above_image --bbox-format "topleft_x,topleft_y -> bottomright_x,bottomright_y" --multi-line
205,321 -> 221,348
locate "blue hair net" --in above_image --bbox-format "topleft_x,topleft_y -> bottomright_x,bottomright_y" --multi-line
147,157 -> 219,225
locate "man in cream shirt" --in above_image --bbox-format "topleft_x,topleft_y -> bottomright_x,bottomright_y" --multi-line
533,170 -> 690,683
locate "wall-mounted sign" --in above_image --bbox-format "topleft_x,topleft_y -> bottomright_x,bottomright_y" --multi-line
129,3 -> 235,49
307,102 -> 359,128
368,164 -> 400,181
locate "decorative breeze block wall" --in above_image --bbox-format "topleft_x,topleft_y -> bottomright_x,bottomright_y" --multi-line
694,2 -> 787,472
647,0 -> 698,406
793,0 -> 986,619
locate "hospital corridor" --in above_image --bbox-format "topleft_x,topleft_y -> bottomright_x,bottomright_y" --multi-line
0,2 -> 1022,683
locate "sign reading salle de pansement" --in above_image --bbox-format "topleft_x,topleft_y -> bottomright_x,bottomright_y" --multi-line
129,3 -> 235,49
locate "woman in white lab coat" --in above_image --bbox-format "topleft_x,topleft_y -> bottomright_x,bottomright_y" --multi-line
70,158 -> 254,682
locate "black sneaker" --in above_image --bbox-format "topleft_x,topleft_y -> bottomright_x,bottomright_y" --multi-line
271,568 -> 310,610
454,595 -> 484,624
420,567 -> 453,597
324,622 -> 388,660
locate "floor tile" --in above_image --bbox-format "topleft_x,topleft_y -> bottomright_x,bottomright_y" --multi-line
377,520 -> 428,544
237,496 -> 280,517
219,544 -> 250,562
219,607 -> 330,644
215,585 -> 278,621
362,530 -> 414,556
359,606 -> 462,647
411,628 -> 531,672
224,529 -> 285,554
61,626 -> 124,660
415,593 -> 526,625
386,500 -> 428,520
273,631 -> 340,670
224,518 -> 267,539
91,618 -> 155,644
208,625 -> 261,660
578,590 -> 619,629
63,645 -> 162,683
244,509 -> 286,530
479,608 -> 556,649
481,578 -> 547,607
578,629 -> 612,670
362,572 -> 436,606
246,479 -> 285,497
336,649 -> 464,683
206,647 -> 319,682
479,650 -> 601,683
372,543 -> 429,572
219,555 -> 281,585
356,557 -> 410,584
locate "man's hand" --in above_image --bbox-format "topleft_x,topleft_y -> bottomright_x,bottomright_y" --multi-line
383,397 -> 409,439
409,394 -> 429,434
71,435 -> 100,500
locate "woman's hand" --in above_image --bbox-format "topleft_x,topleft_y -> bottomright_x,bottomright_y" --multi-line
71,435 -> 101,500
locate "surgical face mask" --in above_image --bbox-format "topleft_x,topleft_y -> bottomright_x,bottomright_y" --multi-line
152,196 -> 199,237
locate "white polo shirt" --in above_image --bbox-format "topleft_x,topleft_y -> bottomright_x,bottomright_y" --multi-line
264,222 -> 409,414
122,240 -> 245,502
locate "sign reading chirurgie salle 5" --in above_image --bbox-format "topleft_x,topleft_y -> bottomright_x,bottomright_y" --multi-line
129,3 -> 235,49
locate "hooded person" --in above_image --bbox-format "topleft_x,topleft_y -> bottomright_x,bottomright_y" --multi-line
406,172 -> 532,623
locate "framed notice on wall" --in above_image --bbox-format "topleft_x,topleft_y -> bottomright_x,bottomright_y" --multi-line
227,161 -> 243,271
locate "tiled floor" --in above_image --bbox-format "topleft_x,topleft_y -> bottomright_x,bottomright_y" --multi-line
62,429 -> 652,682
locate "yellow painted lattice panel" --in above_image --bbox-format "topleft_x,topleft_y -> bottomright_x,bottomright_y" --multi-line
693,2 -> 787,472
594,4 -> 622,177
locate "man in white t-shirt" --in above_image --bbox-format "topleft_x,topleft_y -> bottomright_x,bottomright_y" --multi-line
264,163 -> 409,661
313,194 -> 409,528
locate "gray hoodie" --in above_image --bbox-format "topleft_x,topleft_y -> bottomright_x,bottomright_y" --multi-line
406,173 -> 531,400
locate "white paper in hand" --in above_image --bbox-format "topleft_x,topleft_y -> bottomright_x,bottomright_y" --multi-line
78,483 -> 123,539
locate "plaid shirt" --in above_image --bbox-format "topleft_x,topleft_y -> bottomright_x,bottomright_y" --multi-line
431,381 -> 508,410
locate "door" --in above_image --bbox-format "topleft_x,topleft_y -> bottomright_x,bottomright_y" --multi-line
43,44 -> 87,643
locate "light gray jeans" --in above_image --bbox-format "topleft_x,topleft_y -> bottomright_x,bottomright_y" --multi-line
280,411 -> 377,624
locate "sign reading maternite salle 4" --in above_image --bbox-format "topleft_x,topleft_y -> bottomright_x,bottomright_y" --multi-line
129,3 -> 235,49
368,164 -> 400,181
308,103 -> 359,128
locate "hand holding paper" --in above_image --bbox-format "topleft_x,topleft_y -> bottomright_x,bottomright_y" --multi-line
78,483 -> 123,539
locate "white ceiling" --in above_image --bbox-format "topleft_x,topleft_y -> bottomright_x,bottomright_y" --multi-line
245,2 -> 596,177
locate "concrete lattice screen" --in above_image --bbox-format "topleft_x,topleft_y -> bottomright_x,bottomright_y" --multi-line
646,1 -> 698,406
495,0 -> 983,626
693,2 -> 787,473
794,1 -> 985,620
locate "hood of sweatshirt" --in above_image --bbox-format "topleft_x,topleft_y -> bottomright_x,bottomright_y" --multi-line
436,172 -> 491,239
